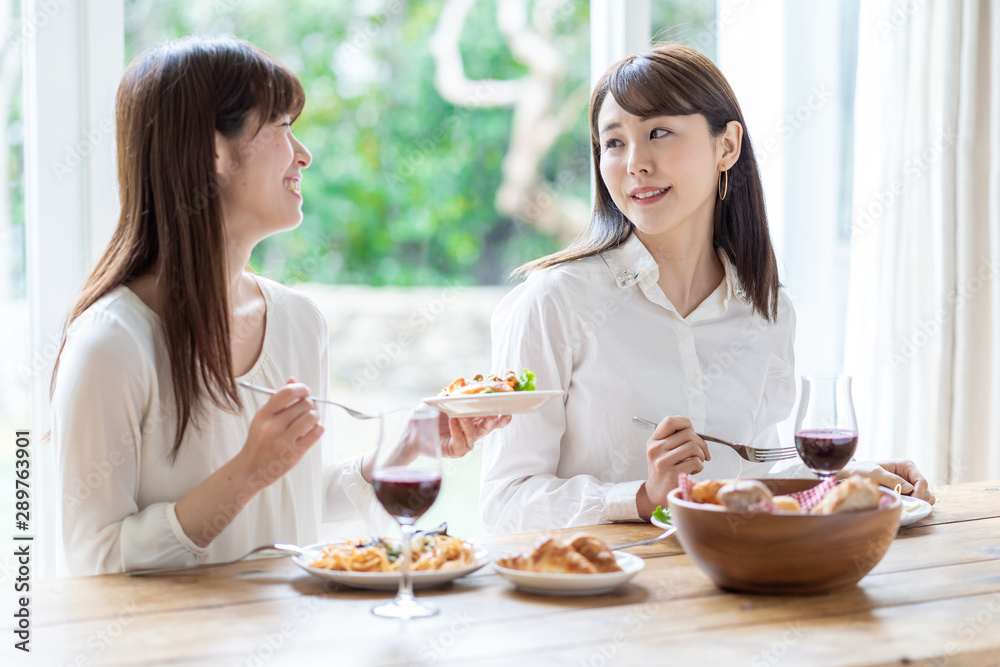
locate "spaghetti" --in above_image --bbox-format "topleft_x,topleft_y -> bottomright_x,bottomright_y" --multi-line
309,535 -> 477,573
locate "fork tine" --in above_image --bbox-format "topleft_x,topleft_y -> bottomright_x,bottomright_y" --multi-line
753,451 -> 800,463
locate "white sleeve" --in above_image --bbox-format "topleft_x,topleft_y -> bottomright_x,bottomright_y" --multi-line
481,274 -> 641,533
53,313 -> 208,576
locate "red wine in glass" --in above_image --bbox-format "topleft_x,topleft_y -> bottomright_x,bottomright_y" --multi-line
370,405 -> 443,620
373,469 -> 442,522
794,429 -> 858,473
793,375 -> 858,480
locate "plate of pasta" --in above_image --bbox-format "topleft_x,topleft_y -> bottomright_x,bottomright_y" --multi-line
422,369 -> 563,418
292,534 -> 489,590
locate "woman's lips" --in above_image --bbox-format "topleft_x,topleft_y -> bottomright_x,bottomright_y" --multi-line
630,187 -> 669,205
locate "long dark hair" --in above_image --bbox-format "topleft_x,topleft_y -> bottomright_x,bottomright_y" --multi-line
519,44 -> 780,321
51,36 -> 306,458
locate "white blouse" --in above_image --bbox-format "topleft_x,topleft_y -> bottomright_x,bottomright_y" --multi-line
481,234 -> 801,533
51,276 -> 380,576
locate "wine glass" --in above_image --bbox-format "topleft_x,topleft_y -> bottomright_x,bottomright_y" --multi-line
793,374 -> 858,480
370,404 -> 443,619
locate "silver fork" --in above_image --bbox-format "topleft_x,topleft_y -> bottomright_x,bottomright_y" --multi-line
610,526 -> 677,550
126,543 -> 304,577
631,417 -> 799,463
239,380 -> 404,420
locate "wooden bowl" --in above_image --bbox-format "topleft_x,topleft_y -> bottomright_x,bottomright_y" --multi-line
667,479 -> 902,594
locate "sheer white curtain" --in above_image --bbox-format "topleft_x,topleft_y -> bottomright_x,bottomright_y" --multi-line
845,0 -> 999,485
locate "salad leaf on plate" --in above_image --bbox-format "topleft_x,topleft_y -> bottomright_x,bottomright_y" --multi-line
514,369 -> 535,392
652,505 -> 672,525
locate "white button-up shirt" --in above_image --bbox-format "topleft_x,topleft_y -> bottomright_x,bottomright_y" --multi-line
481,234 -> 798,533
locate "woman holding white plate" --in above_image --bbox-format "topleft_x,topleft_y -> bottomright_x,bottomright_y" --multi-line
50,37 -> 509,576
481,44 -> 934,534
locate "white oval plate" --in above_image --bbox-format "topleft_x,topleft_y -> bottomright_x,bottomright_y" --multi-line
421,390 -> 563,418
899,495 -> 933,527
493,551 -> 645,596
293,542 -> 489,591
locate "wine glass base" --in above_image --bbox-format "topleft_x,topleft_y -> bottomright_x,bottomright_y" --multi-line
371,598 -> 439,620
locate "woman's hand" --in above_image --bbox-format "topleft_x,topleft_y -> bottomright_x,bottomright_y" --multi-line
176,378 -> 323,547
837,460 -> 936,504
438,413 -> 512,458
637,416 -> 711,520
239,379 -> 324,487
360,411 -> 513,483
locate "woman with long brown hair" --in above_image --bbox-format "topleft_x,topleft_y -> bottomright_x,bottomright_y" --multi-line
481,44 -> 933,533
50,36 -> 507,576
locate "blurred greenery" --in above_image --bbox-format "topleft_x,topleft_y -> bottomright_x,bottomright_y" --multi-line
124,0 -> 588,286
119,0 -> 713,287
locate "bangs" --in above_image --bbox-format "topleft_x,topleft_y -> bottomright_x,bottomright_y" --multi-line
252,53 -> 306,125
605,54 -> 698,119
211,38 -> 306,137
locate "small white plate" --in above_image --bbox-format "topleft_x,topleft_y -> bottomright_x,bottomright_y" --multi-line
422,390 -> 563,418
493,551 -> 645,596
898,495 -> 933,527
293,542 -> 489,591
650,515 -> 673,531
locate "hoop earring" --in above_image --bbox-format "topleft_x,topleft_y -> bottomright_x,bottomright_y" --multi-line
718,168 -> 728,201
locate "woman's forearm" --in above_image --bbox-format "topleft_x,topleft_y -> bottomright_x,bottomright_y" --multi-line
173,451 -> 262,548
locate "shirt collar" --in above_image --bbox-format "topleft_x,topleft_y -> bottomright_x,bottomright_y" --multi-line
600,233 -> 748,315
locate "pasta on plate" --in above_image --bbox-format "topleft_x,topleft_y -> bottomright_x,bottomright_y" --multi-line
309,535 -> 477,573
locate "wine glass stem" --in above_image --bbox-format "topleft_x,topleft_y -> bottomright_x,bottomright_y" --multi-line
397,522 -> 416,605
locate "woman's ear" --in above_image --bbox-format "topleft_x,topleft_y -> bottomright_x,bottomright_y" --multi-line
214,131 -> 235,178
719,120 -> 744,170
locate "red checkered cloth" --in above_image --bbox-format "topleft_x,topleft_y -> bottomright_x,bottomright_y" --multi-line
677,473 -> 696,501
789,476 -> 837,511
747,499 -> 776,513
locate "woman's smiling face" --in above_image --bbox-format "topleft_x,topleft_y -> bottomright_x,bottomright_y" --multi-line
597,94 -> 723,241
217,113 -> 312,246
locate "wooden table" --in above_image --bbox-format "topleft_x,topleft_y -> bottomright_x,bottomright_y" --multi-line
22,481 -> 1000,666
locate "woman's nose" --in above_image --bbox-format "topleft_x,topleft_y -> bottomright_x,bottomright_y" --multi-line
627,144 -> 653,175
292,133 -> 312,168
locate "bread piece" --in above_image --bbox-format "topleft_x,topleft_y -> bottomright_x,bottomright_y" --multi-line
691,479 -> 730,505
771,495 -> 802,512
569,534 -> 622,573
811,475 -> 881,514
528,537 -> 597,574
717,480 -> 773,511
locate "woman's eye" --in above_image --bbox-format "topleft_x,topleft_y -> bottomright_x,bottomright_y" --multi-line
604,138 -> 623,150
651,128 -> 671,139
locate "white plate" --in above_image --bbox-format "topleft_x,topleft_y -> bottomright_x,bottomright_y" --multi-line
421,390 -> 563,418
650,515 -> 673,531
898,495 -> 933,526
293,542 -> 489,591
493,551 -> 645,596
